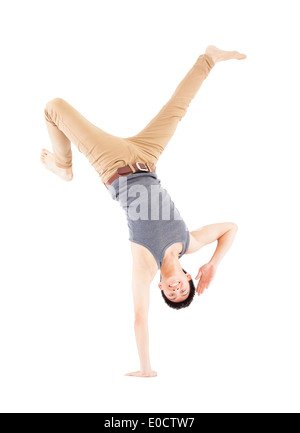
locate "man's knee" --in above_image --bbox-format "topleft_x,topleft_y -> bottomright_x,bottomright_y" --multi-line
44,98 -> 66,121
44,97 -> 66,113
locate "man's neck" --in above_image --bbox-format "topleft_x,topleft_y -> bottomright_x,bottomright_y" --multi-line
160,249 -> 181,278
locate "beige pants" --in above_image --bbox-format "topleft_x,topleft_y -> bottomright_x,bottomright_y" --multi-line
44,54 -> 215,185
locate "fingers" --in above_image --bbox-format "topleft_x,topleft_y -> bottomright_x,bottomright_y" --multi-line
197,282 -> 209,296
125,371 -> 157,377
195,270 -> 202,280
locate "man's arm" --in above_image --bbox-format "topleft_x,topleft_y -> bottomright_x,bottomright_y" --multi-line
186,222 -> 238,295
125,260 -> 157,378
187,222 -> 238,254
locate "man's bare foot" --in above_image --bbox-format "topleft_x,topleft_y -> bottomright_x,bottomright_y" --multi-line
40,149 -> 73,181
205,45 -> 247,63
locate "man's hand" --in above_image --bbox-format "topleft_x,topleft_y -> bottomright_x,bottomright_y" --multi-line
125,370 -> 157,378
195,263 -> 216,295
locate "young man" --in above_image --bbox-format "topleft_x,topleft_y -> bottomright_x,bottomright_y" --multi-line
41,45 -> 246,378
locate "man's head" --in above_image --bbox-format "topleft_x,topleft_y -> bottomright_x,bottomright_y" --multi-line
158,268 -> 196,310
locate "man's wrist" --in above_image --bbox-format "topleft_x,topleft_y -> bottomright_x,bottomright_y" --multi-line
208,258 -> 219,268
140,363 -> 152,373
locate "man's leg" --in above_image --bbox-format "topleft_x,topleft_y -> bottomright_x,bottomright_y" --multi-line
42,97 -> 131,183
124,54 -> 215,163
125,46 -> 246,165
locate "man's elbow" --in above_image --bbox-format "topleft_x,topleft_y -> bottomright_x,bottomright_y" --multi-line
134,311 -> 148,323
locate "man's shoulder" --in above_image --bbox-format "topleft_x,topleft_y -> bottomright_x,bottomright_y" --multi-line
130,242 -> 158,280
185,232 -> 196,255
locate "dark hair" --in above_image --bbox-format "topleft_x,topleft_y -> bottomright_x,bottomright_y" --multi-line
161,268 -> 196,310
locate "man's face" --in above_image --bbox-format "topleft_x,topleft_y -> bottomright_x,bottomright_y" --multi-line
158,271 -> 192,303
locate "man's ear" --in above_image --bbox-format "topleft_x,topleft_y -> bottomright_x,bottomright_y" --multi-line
158,282 -> 163,290
186,274 -> 192,281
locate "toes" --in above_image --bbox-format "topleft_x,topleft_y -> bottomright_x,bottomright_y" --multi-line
40,150 -> 50,164
235,51 -> 247,60
42,148 -> 52,156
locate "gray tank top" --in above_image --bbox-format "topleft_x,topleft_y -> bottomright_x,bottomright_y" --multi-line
107,172 -> 190,269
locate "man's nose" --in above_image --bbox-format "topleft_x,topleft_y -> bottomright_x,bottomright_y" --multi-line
169,284 -> 181,291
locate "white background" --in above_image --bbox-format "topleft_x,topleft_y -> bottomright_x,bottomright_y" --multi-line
0,0 -> 299,413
